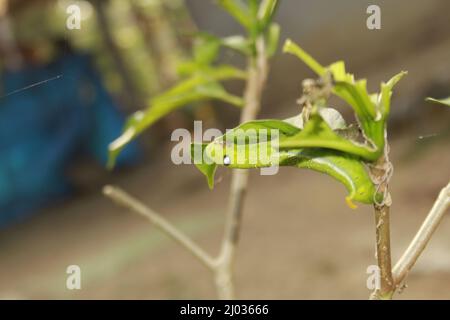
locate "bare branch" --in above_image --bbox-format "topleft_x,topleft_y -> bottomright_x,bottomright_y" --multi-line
103,185 -> 216,270
392,181 -> 450,288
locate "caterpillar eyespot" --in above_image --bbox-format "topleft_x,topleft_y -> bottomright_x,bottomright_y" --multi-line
223,155 -> 231,166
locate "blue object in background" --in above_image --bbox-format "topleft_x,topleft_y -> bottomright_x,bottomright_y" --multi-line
0,53 -> 140,228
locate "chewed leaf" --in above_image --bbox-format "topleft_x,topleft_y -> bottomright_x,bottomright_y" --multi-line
279,113 -> 380,161
283,114 -> 304,129
282,39 -> 407,157
318,107 -> 346,130
193,120 -> 380,205
426,97 -> 450,107
282,107 -> 345,130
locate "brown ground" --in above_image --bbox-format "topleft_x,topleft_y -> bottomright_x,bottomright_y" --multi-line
0,134 -> 449,300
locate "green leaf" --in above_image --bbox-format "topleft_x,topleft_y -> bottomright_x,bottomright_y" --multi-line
329,62 -> 376,119
218,0 -> 252,29
284,38 -> 388,122
222,35 -> 252,55
107,67 -> 246,169
283,39 -> 326,76
283,107 -> 346,130
332,69 -> 406,150
379,71 -> 408,118
194,33 -> 252,56
197,81 -> 245,107
176,60 -> 199,77
279,113 -> 380,161
108,91 -> 203,170
258,0 -> 279,30
266,22 -> 280,57
164,64 -> 247,97
282,39 -> 407,159
283,40 -> 377,120
193,34 -> 221,66
193,120 -> 380,206
201,64 -> 248,80
426,97 -> 450,107
283,40 -> 379,121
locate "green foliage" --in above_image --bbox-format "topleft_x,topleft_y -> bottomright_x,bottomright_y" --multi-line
107,65 -> 246,169
222,35 -> 252,55
426,97 -> 450,107
192,39 -> 407,207
258,0 -> 280,31
283,39 -> 326,76
191,143 -> 218,189
191,117 -> 380,206
266,23 -> 281,57
107,0 -> 280,169
217,0 -> 253,30
218,0 -> 280,52
279,112 -> 378,160
193,34 -> 222,67
283,39 -> 407,161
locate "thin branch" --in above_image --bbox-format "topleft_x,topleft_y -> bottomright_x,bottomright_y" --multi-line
369,144 -> 395,299
392,181 -> 450,288
215,35 -> 269,300
371,204 -> 394,299
103,185 -> 216,270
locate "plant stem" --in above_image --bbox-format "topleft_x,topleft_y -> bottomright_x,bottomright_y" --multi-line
369,144 -> 395,300
103,186 -> 216,270
215,35 -> 269,300
372,204 -> 394,299
104,13 -> 271,300
392,181 -> 450,290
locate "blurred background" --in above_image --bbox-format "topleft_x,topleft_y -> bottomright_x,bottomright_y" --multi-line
0,0 -> 449,299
